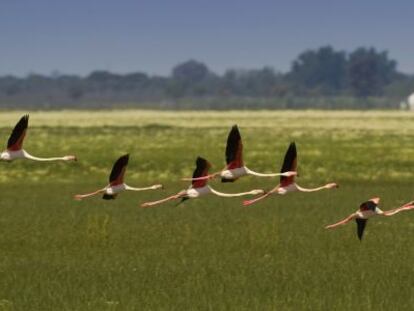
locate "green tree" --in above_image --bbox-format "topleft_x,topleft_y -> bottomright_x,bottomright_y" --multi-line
347,48 -> 397,97
289,46 -> 347,94
168,60 -> 211,97
172,60 -> 209,84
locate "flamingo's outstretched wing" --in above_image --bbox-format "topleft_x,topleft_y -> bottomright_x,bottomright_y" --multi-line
225,125 -> 243,169
109,154 -> 129,186
325,213 -> 356,229
280,142 -> 297,186
191,157 -> 211,188
7,114 -> 29,151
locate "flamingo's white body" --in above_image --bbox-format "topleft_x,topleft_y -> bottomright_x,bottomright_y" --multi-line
0,115 -> 76,162
182,125 -> 296,183
325,197 -> 414,240
243,142 -> 338,206
74,154 -> 162,200
220,167 -> 248,180
141,157 -> 264,208
275,183 -> 299,195
185,185 -> 212,198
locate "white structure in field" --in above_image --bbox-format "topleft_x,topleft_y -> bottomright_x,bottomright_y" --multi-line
409,93 -> 414,110
401,93 -> 414,110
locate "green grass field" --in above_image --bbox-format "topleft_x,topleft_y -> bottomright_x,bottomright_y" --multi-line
1,110 -> 414,310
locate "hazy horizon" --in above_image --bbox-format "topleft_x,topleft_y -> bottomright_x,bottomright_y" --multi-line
1,0 -> 413,77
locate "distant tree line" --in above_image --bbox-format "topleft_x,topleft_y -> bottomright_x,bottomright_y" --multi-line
0,46 -> 413,109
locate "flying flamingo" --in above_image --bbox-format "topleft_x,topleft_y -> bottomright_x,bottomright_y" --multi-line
243,142 -> 338,206
0,115 -> 77,162
325,197 -> 414,240
141,156 -> 264,208
181,125 -> 296,183
74,154 -> 163,200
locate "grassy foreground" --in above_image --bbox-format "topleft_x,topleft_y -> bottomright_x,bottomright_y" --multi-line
0,110 -> 414,310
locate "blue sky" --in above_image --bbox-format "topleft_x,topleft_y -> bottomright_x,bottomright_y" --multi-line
0,0 -> 413,76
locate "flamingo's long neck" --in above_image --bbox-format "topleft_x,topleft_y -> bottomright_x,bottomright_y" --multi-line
295,184 -> 329,193
245,167 -> 281,177
209,186 -> 259,197
23,150 -> 73,162
125,184 -> 158,191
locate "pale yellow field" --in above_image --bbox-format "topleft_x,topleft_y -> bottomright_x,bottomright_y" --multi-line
1,110 -> 414,133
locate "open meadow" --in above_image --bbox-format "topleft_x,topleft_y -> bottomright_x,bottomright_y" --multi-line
1,110 -> 414,310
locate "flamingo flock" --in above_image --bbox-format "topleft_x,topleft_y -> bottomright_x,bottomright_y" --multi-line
2,114 -> 413,241
141,157 -> 264,208
181,125 -> 297,182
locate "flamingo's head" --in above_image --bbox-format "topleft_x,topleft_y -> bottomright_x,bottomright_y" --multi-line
63,155 -> 77,161
325,183 -> 338,189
